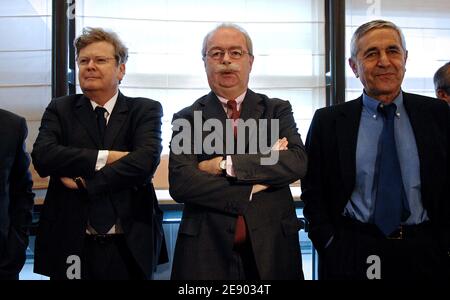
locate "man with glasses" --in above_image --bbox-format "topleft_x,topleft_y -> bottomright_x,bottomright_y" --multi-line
169,23 -> 307,280
302,20 -> 449,280
32,27 -> 166,279
434,61 -> 450,105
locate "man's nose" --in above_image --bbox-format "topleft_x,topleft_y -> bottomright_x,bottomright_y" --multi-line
87,58 -> 97,69
377,51 -> 391,67
221,51 -> 232,64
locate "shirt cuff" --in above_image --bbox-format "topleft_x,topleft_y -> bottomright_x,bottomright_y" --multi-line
226,155 -> 236,177
95,150 -> 109,171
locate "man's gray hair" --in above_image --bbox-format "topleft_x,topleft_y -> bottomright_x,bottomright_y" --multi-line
201,23 -> 253,58
433,61 -> 450,92
350,20 -> 407,59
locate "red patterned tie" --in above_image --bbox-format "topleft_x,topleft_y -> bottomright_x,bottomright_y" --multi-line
227,100 -> 247,245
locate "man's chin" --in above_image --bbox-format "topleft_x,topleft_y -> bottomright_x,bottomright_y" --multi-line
80,84 -> 99,91
218,84 -> 239,91
218,78 -> 240,87
80,87 -> 101,96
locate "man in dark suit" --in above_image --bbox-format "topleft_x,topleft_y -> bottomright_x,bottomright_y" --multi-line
169,23 -> 307,280
302,20 -> 450,280
434,61 -> 450,105
0,109 -> 34,280
32,27 -> 165,279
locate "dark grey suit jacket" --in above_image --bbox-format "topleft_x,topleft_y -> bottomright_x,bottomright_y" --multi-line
0,109 -> 34,279
31,92 -> 164,279
169,89 -> 307,279
302,92 -> 450,254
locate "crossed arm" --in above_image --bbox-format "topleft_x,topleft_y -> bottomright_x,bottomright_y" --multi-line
197,137 -> 289,194
32,99 -> 163,196
59,150 -> 129,189
169,100 -> 307,213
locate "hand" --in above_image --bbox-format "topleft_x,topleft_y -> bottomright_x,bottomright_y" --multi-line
272,137 -> 288,151
60,177 -> 85,190
198,156 -> 223,176
107,151 -> 129,164
251,184 -> 269,194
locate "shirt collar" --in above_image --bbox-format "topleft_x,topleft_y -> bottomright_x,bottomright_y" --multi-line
90,91 -> 119,115
362,90 -> 403,117
216,91 -> 247,108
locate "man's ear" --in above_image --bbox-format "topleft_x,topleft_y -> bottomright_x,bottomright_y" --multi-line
349,58 -> 359,78
436,89 -> 447,100
118,63 -> 126,82
248,55 -> 254,72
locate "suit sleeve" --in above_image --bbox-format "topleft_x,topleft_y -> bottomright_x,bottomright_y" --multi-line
301,110 -> 336,252
0,118 -> 34,276
230,101 -> 307,187
85,101 -> 163,196
32,99 -> 98,178
168,111 -> 253,215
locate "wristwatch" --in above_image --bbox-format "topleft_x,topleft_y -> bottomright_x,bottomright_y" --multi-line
219,159 -> 226,173
73,177 -> 85,190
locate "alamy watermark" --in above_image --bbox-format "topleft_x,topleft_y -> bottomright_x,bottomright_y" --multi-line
171,112 -> 281,165
366,0 -> 381,17
366,255 -> 381,279
66,255 -> 81,279
67,0 -> 76,20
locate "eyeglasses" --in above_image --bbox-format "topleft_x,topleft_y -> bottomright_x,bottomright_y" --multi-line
206,48 -> 251,60
77,56 -> 116,66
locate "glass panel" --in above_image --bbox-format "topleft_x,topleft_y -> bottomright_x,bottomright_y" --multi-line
0,16 -> 51,51
0,0 -> 51,143
0,51 -> 51,85
0,0 -> 50,16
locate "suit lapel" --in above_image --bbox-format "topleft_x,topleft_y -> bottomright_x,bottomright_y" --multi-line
104,92 -> 129,149
238,89 -> 264,150
74,95 -> 101,148
200,92 -> 228,143
239,89 -> 264,122
336,98 -> 362,194
403,92 -> 427,175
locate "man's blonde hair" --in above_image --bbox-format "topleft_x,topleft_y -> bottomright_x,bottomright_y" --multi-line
74,27 -> 128,65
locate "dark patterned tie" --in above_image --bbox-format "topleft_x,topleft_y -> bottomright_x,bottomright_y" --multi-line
373,103 -> 410,236
89,106 -> 116,234
227,100 -> 247,245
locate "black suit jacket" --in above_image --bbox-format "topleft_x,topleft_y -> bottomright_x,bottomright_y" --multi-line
0,109 -> 34,279
31,92 -> 165,279
169,89 -> 307,280
301,92 -> 450,253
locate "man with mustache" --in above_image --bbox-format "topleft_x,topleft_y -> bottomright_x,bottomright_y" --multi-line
169,23 -> 307,280
32,27 -> 166,279
302,20 -> 450,279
